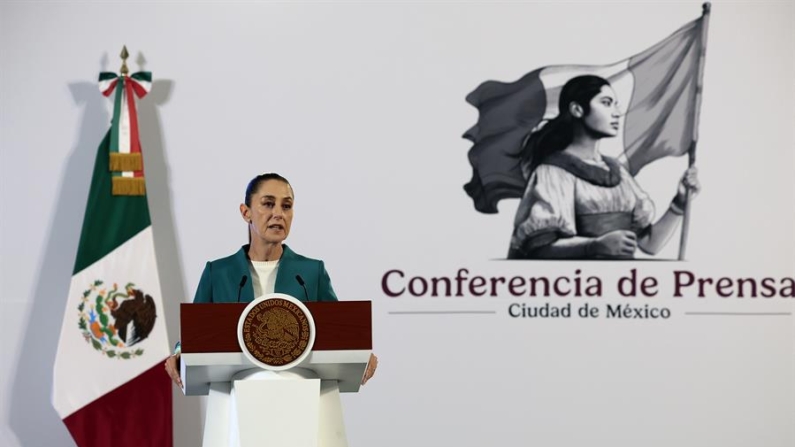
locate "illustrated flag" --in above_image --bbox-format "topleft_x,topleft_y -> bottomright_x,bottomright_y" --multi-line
52,53 -> 172,447
463,11 -> 707,214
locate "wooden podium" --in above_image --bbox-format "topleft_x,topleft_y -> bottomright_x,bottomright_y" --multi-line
180,300 -> 372,447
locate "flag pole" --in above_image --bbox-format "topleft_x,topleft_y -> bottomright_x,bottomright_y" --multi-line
678,2 -> 711,261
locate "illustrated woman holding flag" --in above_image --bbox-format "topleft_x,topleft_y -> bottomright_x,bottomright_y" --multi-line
507,75 -> 700,259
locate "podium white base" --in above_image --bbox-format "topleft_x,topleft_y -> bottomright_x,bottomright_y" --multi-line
202,368 -> 348,447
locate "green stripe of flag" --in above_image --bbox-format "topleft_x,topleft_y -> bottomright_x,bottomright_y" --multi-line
130,72 -> 152,83
110,78 -> 124,153
73,130 -> 150,274
98,72 -> 117,81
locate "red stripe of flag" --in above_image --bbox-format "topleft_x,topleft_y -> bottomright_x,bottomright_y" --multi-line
125,80 -> 144,177
101,79 -> 119,97
63,361 -> 173,447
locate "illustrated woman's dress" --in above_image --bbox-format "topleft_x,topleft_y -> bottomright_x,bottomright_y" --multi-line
508,152 -> 655,259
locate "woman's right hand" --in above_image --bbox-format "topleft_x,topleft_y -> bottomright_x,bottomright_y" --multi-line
164,354 -> 183,388
591,230 -> 637,257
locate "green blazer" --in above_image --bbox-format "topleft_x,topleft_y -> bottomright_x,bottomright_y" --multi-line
193,244 -> 338,303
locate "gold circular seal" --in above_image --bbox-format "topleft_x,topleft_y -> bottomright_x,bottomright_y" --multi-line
240,297 -> 311,367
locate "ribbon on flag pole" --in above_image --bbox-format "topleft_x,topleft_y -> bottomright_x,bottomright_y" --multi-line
97,52 -> 152,196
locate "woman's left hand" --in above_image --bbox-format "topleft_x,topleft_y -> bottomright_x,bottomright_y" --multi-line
361,353 -> 378,385
677,166 -> 701,199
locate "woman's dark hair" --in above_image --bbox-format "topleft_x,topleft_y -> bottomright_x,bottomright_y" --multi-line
521,75 -> 610,175
244,173 -> 292,207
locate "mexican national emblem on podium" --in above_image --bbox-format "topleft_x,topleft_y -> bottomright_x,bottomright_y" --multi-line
238,294 -> 316,370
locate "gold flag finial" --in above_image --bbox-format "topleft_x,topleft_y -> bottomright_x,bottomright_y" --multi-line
120,45 -> 130,76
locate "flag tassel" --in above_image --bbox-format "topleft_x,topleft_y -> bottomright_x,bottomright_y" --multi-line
109,153 -> 143,172
112,177 -> 146,196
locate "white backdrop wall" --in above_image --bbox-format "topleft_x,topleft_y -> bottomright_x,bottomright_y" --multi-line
1,1 -> 794,446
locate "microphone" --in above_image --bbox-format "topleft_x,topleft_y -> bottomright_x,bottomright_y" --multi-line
295,275 -> 309,301
237,275 -> 248,302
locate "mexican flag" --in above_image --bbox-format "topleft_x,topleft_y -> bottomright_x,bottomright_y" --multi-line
463,7 -> 709,214
52,67 -> 172,446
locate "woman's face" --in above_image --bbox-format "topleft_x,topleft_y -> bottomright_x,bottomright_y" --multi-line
242,179 -> 294,245
582,85 -> 621,138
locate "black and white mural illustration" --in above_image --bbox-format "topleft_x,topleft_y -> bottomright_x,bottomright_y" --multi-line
463,6 -> 710,260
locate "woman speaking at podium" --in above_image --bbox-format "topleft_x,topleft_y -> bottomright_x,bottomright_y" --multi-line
164,173 -> 377,386
195,172 -> 338,304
